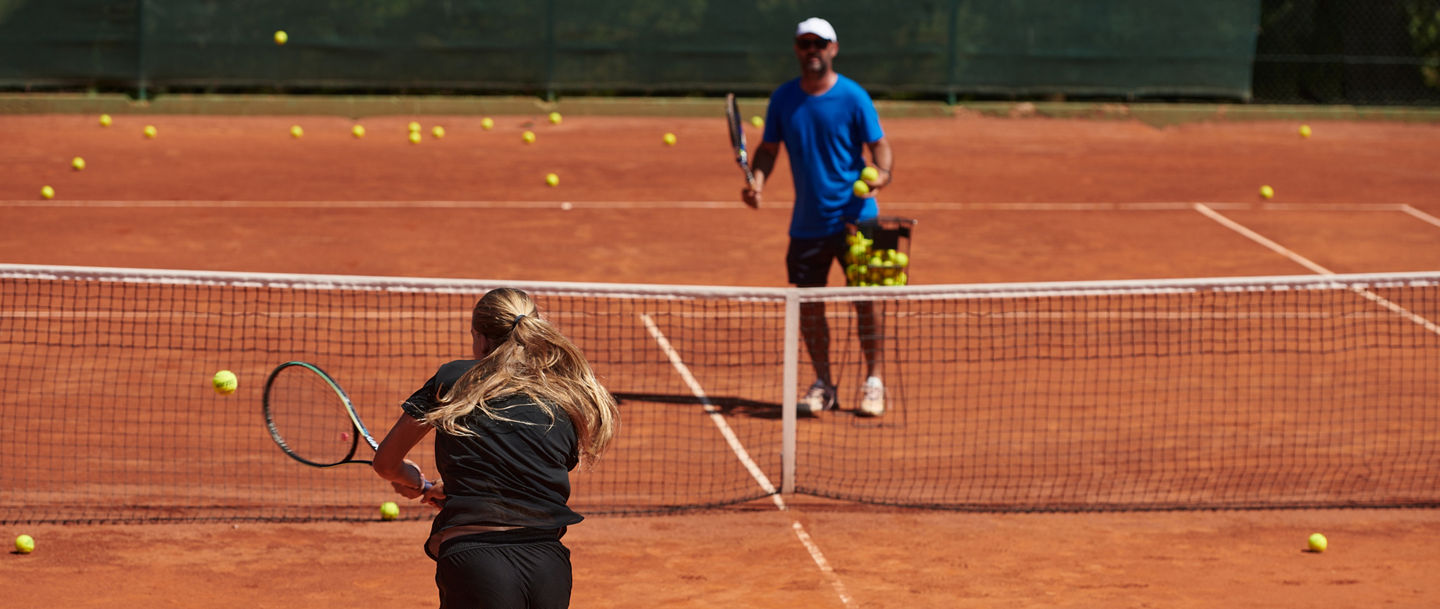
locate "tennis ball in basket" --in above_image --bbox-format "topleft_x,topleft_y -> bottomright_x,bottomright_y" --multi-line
273,30 -> 288,45
1299,124 -> 1312,138
1259,185 -> 1274,199
143,125 -> 157,139
480,117 -> 494,130
893,251 -> 909,267
380,501 -> 400,521
408,131 -> 422,145
212,370 -> 238,395
663,132 -> 677,146
351,124 -> 366,138
847,243 -> 868,263
548,111 -> 562,125
861,166 -> 879,183
40,185 -> 55,200
72,156 -> 86,171
853,180 -> 870,197
545,173 -> 560,187
289,125 -> 303,138
1307,532 -> 1327,553
15,534 -> 34,554
522,130 -> 536,144
99,114 -> 112,127
431,125 -> 446,139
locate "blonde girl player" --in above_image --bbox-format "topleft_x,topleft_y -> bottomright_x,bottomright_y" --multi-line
372,288 -> 620,609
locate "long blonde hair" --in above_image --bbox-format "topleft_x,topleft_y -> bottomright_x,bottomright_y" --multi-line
425,288 -> 619,462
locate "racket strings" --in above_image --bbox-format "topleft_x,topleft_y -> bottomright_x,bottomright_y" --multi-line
265,365 -> 359,467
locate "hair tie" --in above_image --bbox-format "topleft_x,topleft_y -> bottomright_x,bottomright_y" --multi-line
511,313 -> 526,329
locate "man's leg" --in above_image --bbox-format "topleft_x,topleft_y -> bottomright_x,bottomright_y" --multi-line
856,300 -> 885,416
802,300 -> 831,386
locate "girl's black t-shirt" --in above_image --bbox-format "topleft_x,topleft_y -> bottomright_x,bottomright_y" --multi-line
402,360 -> 583,539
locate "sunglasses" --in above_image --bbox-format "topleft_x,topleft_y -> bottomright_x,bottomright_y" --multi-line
795,38 -> 831,50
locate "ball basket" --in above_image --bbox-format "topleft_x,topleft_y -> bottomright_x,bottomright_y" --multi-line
843,216 -> 916,287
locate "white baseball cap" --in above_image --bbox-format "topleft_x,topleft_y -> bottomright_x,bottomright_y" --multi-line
795,17 -> 837,42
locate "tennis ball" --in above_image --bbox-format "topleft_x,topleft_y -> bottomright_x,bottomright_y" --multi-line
1299,124 -> 1312,138
663,132 -> 677,146
848,243 -> 868,263
431,125 -> 445,139
408,131 -> 422,145
522,130 -> 536,144
212,370 -> 238,395
99,114 -> 112,127
892,251 -> 909,267
545,173 -> 559,187
407,121 -> 421,133
750,116 -> 764,128
1259,185 -> 1275,199
352,124 -> 366,138
853,180 -> 870,197
289,125 -> 303,138
380,501 -> 400,521
15,534 -> 34,554
548,111 -> 562,125
1308,532 -> 1327,553
143,125 -> 157,139
860,166 -> 879,183
72,156 -> 86,171
40,185 -> 54,200
481,117 -> 495,130
273,30 -> 288,45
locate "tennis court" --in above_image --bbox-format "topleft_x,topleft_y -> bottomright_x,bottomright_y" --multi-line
4,111 -> 1440,608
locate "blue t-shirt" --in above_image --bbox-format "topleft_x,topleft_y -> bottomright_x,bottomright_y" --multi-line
763,74 -> 884,239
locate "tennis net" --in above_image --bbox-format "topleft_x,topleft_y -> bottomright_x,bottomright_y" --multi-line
2,264 -> 1437,524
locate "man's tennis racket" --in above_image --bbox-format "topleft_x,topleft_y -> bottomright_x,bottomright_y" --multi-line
262,360 -> 380,468
725,93 -> 758,201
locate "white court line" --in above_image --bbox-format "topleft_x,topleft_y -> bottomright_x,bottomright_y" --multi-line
1400,204 -> 1440,230
639,313 -> 854,609
1194,203 -> 1440,337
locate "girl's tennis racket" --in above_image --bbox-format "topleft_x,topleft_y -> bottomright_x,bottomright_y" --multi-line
262,361 -> 379,468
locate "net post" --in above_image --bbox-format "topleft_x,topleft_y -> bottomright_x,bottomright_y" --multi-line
781,289 -> 799,496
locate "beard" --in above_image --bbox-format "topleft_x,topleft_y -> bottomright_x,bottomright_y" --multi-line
800,54 -> 831,76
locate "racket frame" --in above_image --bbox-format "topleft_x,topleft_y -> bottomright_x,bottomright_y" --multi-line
725,93 -> 758,190
262,360 -> 379,468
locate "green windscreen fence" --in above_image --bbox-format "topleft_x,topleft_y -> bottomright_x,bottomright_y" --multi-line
0,0 -> 1261,100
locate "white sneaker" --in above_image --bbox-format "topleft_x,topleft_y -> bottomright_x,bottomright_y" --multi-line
798,379 -> 837,416
858,377 -> 885,417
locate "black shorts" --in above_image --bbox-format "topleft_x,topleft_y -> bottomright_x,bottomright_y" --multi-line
787,232 -> 848,287
435,528 -> 572,609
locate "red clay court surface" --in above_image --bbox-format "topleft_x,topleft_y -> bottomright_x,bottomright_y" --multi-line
4,112 -> 1440,608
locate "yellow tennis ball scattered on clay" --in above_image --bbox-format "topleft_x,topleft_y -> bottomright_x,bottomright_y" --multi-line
380,501 -> 400,521
273,30 -> 288,45
15,534 -> 34,554
480,117 -> 495,130
548,111 -> 562,125
1308,532 -> 1327,553
1299,124 -> 1312,138
352,124 -> 366,138
408,131 -> 422,144
663,132 -> 677,146
212,370 -> 238,395
143,125 -> 157,139
853,180 -> 871,197
289,125 -> 304,138
1259,185 -> 1274,199
545,173 -> 559,187
72,156 -> 86,171
408,121 -> 421,133
750,116 -> 764,128
99,114 -> 112,127
522,130 -> 536,144
40,185 -> 55,200
861,166 -> 879,182
431,125 -> 446,139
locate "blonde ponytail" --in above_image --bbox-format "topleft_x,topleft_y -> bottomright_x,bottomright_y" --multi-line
425,288 -> 619,462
